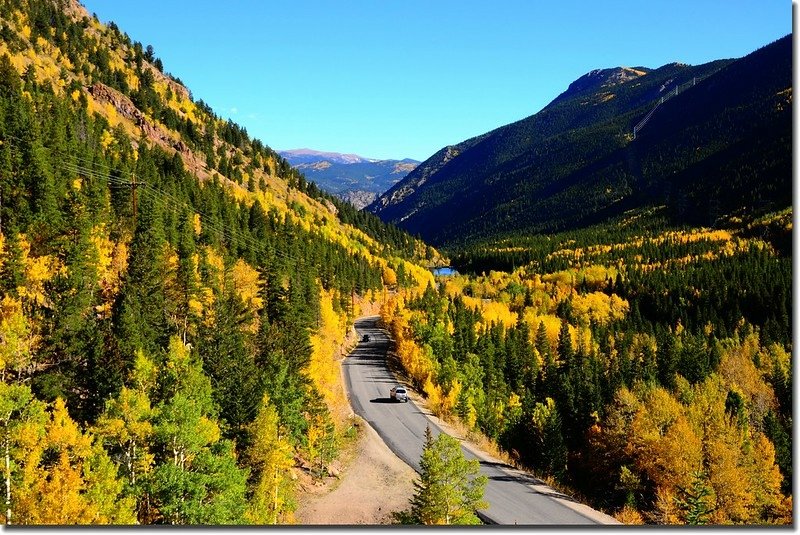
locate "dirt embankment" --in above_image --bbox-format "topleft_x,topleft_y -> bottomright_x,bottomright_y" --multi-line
294,418 -> 416,525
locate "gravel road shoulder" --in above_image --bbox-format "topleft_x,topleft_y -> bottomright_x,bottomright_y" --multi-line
295,417 -> 417,525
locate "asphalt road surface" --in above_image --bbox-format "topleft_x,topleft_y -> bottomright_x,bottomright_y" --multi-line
343,316 -> 618,525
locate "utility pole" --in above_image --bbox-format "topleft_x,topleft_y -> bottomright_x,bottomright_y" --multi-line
125,173 -> 145,227
131,173 -> 139,226
109,174 -> 146,227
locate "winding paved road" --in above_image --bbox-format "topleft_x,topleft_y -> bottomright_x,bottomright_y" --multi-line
343,316 -> 619,526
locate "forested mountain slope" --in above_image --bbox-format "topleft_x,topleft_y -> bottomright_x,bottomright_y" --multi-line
369,36 -> 791,248
383,207 -> 792,524
366,33 -> 792,526
0,0 -> 439,524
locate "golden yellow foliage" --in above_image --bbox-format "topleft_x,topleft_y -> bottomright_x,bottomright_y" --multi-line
478,300 -> 517,329
202,245 -> 226,292
90,226 -> 127,310
12,234 -> 59,308
571,291 -> 629,325
403,260 -> 436,292
442,277 -> 467,297
603,373 -> 788,525
397,338 -> 434,388
423,376 -> 442,413
718,333 -> 776,425
522,312 -> 561,350
542,270 -> 576,287
430,379 -> 461,418
628,386 -> 702,496
382,266 -> 397,287
193,213 -> 202,236
615,505 -> 645,524
231,259 -> 263,326
15,399 -> 135,525
246,394 -> 296,524
460,295 -> 481,312
0,296 -> 37,381
307,288 -> 350,424
100,129 -> 115,150
747,434 -> 788,521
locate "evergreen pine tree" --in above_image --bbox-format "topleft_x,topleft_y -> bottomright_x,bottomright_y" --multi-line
408,427 -> 488,525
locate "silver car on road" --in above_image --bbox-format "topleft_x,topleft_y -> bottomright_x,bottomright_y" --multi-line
390,385 -> 409,403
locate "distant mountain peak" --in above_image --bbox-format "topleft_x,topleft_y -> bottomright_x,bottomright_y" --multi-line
563,66 -> 650,97
279,148 -> 366,164
279,148 -> 420,209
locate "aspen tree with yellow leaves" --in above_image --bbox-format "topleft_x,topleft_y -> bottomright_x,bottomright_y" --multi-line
386,217 -> 791,524
245,395 -> 295,524
13,398 -> 135,524
93,351 -> 158,521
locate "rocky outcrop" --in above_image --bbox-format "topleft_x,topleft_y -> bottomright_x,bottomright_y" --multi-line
87,82 -> 190,155
369,136 -> 485,213
339,190 -> 377,210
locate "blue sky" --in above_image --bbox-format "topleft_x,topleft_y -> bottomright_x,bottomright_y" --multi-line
82,1 -> 789,161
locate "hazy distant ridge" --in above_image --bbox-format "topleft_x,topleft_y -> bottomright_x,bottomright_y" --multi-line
279,149 -> 419,209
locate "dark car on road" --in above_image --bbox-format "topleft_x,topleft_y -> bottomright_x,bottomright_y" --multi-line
362,334 -> 370,342
390,385 -> 409,403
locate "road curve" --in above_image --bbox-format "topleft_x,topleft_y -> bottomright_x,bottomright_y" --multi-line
343,316 -> 618,526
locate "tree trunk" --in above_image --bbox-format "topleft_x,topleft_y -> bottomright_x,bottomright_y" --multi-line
272,467 -> 279,524
4,431 -> 10,525
130,441 -> 136,486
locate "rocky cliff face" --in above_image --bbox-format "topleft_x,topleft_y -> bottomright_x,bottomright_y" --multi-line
548,66 -> 650,107
88,82 -> 188,154
339,190 -> 378,209
369,133 -> 488,215
85,82 -> 218,182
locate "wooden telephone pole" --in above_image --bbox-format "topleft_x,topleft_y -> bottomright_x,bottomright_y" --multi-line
126,174 -> 145,226
132,173 -> 138,223
109,173 -> 146,226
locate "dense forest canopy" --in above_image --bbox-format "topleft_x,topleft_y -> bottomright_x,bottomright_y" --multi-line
383,209 -> 792,523
0,0 -> 438,524
0,0 -> 791,527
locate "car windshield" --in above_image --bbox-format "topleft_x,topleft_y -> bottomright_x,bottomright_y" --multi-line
395,388 -> 405,393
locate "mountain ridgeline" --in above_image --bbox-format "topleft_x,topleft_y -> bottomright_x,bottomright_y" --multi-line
368,36 -> 791,248
366,34 -> 792,525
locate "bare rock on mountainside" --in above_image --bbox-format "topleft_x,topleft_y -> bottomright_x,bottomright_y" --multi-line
88,83 -> 186,154
371,143 -> 474,211
340,190 -> 378,210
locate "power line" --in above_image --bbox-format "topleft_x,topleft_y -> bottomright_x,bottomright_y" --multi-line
60,157 -> 368,270
0,132 -> 384,273
632,73 -> 715,139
